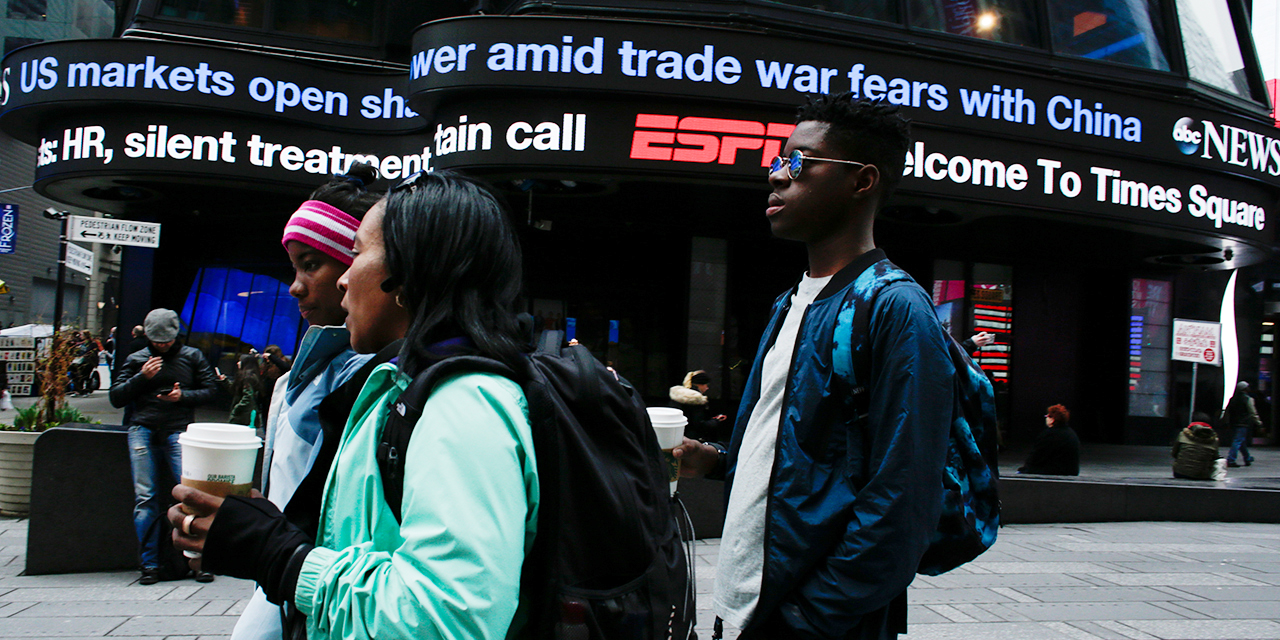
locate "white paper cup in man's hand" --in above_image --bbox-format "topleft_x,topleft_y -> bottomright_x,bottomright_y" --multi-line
178,423 -> 262,499
647,407 -> 687,496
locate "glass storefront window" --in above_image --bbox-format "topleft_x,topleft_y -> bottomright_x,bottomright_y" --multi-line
1175,0 -> 1250,97
907,0 -> 1042,47
7,0 -> 45,21
273,0 -> 375,43
157,0 -> 265,29
1128,278 -> 1170,417
764,0 -> 900,24
1047,0 -> 1169,70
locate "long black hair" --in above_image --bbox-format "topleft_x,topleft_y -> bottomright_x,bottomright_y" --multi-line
383,170 -> 526,375
231,353 -> 264,404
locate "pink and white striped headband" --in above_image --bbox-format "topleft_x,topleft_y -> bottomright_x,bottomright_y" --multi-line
281,200 -> 360,266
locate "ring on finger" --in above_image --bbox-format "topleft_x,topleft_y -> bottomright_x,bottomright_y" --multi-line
182,513 -> 196,536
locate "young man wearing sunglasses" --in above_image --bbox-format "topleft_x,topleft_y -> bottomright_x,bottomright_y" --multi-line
676,94 -> 955,639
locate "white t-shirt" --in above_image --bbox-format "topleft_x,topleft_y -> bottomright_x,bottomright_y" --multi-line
714,272 -> 832,627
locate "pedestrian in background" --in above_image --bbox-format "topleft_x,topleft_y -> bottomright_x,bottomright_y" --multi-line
110,308 -> 220,585
226,354 -> 264,431
1226,381 -> 1260,467
669,369 -> 728,442
1018,404 -> 1080,476
1172,412 -> 1219,480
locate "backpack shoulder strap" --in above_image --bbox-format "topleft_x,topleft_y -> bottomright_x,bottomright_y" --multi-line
841,260 -> 915,412
378,355 -> 516,523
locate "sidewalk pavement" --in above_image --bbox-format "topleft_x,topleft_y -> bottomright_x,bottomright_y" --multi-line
3,515 -> 1280,639
4,392 -> 1279,639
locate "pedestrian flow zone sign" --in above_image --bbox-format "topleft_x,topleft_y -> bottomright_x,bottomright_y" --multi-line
68,215 -> 160,248
1172,319 -> 1222,366
64,242 -> 93,276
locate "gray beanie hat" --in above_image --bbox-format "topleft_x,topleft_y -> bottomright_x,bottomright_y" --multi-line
143,308 -> 180,343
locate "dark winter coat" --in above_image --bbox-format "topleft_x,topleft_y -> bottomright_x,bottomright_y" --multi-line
1019,425 -> 1080,476
1172,422 -> 1219,480
109,342 -> 219,430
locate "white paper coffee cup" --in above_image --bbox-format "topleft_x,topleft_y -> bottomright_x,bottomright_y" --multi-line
647,408 -> 687,496
178,423 -> 261,499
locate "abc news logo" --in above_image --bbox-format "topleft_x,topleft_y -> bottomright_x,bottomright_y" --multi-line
1172,117 -> 1201,155
630,114 -> 796,167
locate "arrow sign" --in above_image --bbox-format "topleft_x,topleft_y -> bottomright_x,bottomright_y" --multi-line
64,242 -> 93,276
68,215 -> 160,248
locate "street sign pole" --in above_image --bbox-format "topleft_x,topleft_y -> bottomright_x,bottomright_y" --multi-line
44,209 -> 69,420
1190,361 -> 1198,423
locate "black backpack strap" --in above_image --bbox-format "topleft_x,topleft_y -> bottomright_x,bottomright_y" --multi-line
377,355 -> 516,524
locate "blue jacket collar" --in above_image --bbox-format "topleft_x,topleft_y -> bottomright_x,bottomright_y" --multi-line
289,325 -> 354,389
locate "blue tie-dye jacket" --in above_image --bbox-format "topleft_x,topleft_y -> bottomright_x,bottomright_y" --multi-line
726,248 -> 954,639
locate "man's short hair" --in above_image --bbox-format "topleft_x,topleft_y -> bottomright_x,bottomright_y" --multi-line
796,94 -> 910,201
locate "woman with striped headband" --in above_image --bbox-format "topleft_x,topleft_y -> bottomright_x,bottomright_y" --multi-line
227,162 -> 388,640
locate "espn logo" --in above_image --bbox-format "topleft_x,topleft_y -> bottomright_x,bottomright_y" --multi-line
629,114 -> 796,167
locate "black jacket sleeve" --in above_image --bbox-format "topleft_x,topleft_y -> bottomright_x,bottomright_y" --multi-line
204,495 -> 313,605
179,350 -> 221,407
109,352 -> 149,408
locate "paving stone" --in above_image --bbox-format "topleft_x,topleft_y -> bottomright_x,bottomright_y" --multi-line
195,601 -> 233,616
1145,600 -> 1210,619
1091,573 -> 1268,587
1238,573 -> 1280,586
900,622 -> 1086,639
0,587 -> 168,602
1056,543 -> 1273,554
187,577 -> 255,600
937,573 -> 1094,588
974,603 -> 1033,622
0,572 -> 139,589
906,605 -> 950,624
1066,620 -> 1154,640
925,604 -> 978,623
1173,600 -> 1280,619
1176,552 -> 1280,563
1102,562 -> 1242,573
996,551 -> 1154,563
16,600 -> 206,617
223,599 -> 247,617
0,601 -> 36,616
108,615 -> 236,636
1118,619 -> 1280,639
0,615 -> 128,637
999,602 -> 1184,621
161,586 -> 202,601
1171,585 -> 1280,600
1014,586 -> 1179,602
950,604 -> 1005,622
989,587 -> 1040,603
1041,621 -> 1108,640
973,562 -> 1115,574
1093,619 -> 1159,639
907,587 -> 1013,604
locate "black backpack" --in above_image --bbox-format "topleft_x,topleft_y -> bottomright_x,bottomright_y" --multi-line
844,261 -> 1001,576
378,343 -> 694,640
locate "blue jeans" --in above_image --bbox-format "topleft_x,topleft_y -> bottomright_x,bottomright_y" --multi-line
1228,425 -> 1254,465
127,425 -> 182,569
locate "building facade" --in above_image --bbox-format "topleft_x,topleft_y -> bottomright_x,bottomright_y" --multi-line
1,0 -> 1277,444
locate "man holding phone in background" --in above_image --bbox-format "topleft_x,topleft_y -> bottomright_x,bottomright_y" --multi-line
110,308 -> 220,585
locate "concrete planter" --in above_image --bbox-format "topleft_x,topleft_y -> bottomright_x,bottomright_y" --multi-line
0,431 -> 40,515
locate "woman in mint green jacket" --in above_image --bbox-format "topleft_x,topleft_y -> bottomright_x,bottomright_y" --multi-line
171,170 -> 538,640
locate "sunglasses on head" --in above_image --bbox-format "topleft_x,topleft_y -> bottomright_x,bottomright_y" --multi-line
768,149 -> 867,179
392,171 -> 430,193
